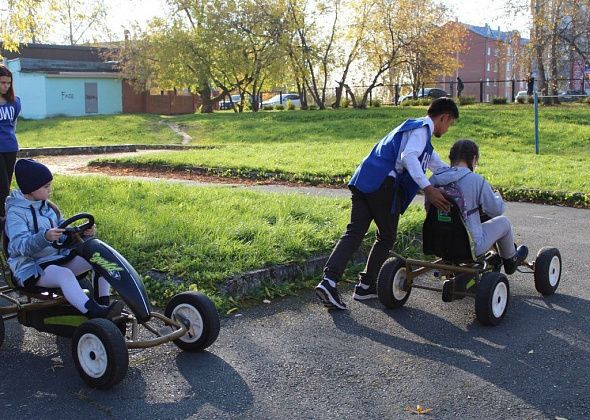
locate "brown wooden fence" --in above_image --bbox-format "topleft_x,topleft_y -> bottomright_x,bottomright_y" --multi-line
122,81 -> 202,114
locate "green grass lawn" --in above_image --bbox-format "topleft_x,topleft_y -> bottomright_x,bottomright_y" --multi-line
18,114 -> 182,147
92,104 -> 590,195
53,175 -> 424,309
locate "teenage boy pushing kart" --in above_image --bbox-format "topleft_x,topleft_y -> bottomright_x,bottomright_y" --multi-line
316,98 -> 459,309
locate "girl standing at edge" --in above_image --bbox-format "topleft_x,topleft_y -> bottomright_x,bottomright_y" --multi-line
0,64 -> 21,219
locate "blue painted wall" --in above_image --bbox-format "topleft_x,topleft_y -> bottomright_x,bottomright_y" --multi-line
45,77 -> 122,118
7,59 -> 48,120
6,59 -> 122,119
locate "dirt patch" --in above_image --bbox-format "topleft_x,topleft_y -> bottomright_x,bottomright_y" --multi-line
81,164 -> 347,190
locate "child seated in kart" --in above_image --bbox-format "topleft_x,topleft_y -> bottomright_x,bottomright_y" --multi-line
428,139 -> 528,274
4,159 -> 123,318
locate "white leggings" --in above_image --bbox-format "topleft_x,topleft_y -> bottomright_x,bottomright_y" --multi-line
36,256 -> 111,313
475,215 -> 517,258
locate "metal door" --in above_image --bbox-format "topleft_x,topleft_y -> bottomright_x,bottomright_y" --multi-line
85,82 -> 98,113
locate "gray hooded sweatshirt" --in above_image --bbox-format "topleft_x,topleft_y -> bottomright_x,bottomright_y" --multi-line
429,166 -> 505,255
4,189 -> 69,286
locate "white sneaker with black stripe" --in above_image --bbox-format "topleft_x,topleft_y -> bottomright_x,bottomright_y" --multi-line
315,278 -> 347,310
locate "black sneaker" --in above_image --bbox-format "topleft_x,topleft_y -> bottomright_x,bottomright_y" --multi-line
352,281 -> 377,301
315,278 -> 347,310
503,245 -> 529,275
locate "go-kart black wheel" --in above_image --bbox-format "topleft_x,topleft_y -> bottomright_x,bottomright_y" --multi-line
534,247 -> 561,296
475,272 -> 510,326
164,292 -> 220,352
71,318 -> 128,389
377,257 -> 411,309
0,316 -> 4,349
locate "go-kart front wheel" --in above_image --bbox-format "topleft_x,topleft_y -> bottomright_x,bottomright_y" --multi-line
475,272 -> 510,326
164,292 -> 220,352
72,318 -> 129,389
534,247 -> 561,296
377,257 -> 411,309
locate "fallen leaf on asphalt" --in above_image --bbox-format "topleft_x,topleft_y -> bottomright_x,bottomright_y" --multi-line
404,405 -> 433,415
263,299 -> 271,304
554,417 -> 568,420
528,350 -> 534,354
226,307 -> 239,315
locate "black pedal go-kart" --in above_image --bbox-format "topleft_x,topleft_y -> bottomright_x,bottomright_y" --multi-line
0,213 -> 220,389
377,203 -> 561,326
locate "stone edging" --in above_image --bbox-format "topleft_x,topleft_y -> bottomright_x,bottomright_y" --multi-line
147,252 -> 368,299
17,144 -> 207,157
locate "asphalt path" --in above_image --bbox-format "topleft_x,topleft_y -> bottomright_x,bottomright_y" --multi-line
1,198 -> 589,419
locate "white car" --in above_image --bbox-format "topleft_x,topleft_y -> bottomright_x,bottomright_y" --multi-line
262,93 -> 301,107
219,94 -> 242,110
514,90 -> 528,102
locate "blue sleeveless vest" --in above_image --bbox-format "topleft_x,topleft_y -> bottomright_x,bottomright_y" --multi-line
349,118 -> 433,214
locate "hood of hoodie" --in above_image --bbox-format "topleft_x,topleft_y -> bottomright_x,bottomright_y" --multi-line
429,166 -> 473,187
5,189 -> 47,213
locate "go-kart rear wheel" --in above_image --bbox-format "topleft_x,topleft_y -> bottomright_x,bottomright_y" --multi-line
71,318 -> 128,389
165,292 -> 220,352
534,247 -> 561,296
0,316 -> 4,348
377,257 -> 411,309
475,272 -> 510,326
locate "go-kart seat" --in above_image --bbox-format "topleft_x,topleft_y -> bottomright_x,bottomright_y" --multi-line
422,200 -> 478,263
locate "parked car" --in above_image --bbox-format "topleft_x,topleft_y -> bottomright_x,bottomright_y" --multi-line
514,90 -> 528,102
558,90 -> 587,102
262,93 -> 301,107
398,88 -> 448,103
219,94 -> 242,110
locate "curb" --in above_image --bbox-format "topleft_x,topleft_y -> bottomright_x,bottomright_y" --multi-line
146,252 -> 368,299
18,144 -> 207,157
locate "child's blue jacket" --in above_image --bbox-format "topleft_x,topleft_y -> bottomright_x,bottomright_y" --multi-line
349,118 -> 432,213
4,189 -> 69,286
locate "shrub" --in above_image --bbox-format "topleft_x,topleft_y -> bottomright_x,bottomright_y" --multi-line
262,105 -> 274,111
274,104 -> 285,110
584,97 -> 590,105
400,100 -> 411,107
287,100 -> 296,110
342,98 -> 350,108
528,95 -> 534,104
371,99 -> 382,107
458,96 -> 476,106
516,96 -> 526,104
419,98 -> 431,106
492,96 -> 508,104
308,105 -> 318,110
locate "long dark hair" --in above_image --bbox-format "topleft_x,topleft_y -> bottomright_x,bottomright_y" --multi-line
0,65 -> 15,103
449,139 -> 479,171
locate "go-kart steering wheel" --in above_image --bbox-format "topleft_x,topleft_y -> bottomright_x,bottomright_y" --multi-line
52,213 -> 95,249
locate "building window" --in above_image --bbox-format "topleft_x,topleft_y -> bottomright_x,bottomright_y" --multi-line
486,78 -> 490,86
506,62 -> 511,72
486,94 -> 490,102
487,63 -> 490,71
487,47 -> 491,55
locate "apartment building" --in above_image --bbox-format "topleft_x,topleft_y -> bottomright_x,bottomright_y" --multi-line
440,23 -> 529,102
